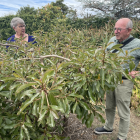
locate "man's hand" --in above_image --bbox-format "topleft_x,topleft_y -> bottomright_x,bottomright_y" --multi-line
129,71 -> 139,78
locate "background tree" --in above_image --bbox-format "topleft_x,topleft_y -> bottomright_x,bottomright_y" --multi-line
77,0 -> 140,19
51,0 -> 69,15
16,5 -> 37,16
0,1 -> 113,41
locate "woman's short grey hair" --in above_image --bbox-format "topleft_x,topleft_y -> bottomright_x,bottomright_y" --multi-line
10,17 -> 25,28
126,19 -> 133,29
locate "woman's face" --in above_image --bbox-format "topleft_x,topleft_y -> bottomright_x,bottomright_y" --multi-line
14,24 -> 26,35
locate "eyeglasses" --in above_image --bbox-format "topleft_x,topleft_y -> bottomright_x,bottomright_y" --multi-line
114,28 -> 127,32
18,25 -> 26,28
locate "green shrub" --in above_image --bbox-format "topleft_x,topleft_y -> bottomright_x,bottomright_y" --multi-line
0,22 -> 136,139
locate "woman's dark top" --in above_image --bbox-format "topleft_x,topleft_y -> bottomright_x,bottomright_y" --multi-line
7,34 -> 36,43
6,34 -> 36,49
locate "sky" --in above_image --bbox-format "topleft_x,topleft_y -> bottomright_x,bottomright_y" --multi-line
0,0 -> 94,17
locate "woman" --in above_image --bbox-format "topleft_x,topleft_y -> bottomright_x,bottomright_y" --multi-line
7,17 -> 36,47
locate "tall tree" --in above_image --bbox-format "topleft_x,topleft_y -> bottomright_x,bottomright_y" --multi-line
77,0 -> 140,19
51,0 -> 69,15
16,5 -> 37,16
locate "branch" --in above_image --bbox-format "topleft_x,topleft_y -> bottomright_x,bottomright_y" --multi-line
0,43 -> 71,61
14,55 -> 71,62
0,43 -> 19,48
40,55 -> 71,61
69,49 -> 77,54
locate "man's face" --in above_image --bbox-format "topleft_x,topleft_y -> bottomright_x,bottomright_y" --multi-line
114,20 -> 131,42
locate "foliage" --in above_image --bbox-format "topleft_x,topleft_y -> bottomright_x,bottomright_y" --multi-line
66,16 -> 114,30
0,15 -> 15,41
0,2 -> 115,42
0,21 -> 136,139
77,0 -> 140,19
16,5 -> 37,16
131,19 -> 140,38
51,0 -> 69,15
35,3 -> 67,33
132,79 -> 140,116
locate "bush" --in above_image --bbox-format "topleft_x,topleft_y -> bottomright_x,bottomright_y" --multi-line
0,22 -> 135,139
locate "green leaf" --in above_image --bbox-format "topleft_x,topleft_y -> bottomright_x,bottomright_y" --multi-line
67,96 -> 75,102
69,93 -> 84,99
130,47 -> 140,53
1,77 -> 17,82
94,105 -> 104,113
12,69 -> 24,78
10,83 -> 21,90
88,86 -> 96,103
51,105 -> 64,112
20,127 -> 24,140
13,73 -> 22,78
96,112 -> 105,123
106,74 -> 112,83
26,115 -> 32,124
47,112 -> 55,127
129,61 -> 135,72
38,109 -> 47,122
15,83 -> 37,96
32,101 -> 37,116
51,85 -> 63,90
37,135 -> 45,140
0,116 -> 3,126
105,82 -> 114,89
96,81 -> 100,92
17,93 -> 40,115
64,98 -> 70,115
0,91 -> 10,98
57,99 -> 65,113
74,79 -> 86,92
3,123 -> 16,129
109,44 -> 124,53
72,101 -> 77,114
63,137 -> 70,140
85,113 -> 94,128
82,112 -> 89,124
0,84 -> 7,91
48,92 -> 58,105
32,78 -> 42,84
22,124 -> 30,140
118,72 -> 122,84
79,101 -> 90,110
57,62 -> 72,71
50,109 -> 59,119
25,122 -> 33,128
46,132 -> 52,137
40,90 -> 45,114
20,89 -> 36,100
52,78 -> 65,87
42,69 -> 55,84
75,104 -> 82,119
100,69 -> 105,89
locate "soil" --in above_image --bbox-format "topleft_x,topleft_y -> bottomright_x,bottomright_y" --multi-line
63,108 -> 140,140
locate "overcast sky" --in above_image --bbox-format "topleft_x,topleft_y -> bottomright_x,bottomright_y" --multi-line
0,0 -> 93,17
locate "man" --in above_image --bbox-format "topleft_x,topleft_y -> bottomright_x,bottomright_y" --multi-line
94,18 -> 140,140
